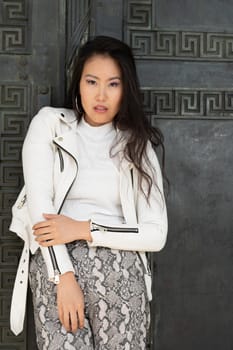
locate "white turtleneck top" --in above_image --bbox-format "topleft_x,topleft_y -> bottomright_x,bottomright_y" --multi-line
61,117 -> 124,225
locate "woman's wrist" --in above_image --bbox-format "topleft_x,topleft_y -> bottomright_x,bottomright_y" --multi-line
86,220 -> 93,242
75,220 -> 93,242
59,271 -> 75,282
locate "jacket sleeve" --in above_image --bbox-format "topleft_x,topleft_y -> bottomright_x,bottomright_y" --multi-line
22,108 -> 74,280
88,142 -> 168,252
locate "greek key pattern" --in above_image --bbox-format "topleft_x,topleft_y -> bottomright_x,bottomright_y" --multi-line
0,84 -> 29,203
125,0 -> 233,60
2,0 -> 27,20
0,84 -> 30,206
0,83 -> 29,342
0,85 -> 28,111
0,0 -> 30,53
126,0 -> 152,29
127,31 -> 233,60
142,88 -> 233,118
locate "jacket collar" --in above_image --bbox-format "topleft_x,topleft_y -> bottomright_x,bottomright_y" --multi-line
53,129 -> 133,173
53,130 -> 79,162
57,109 -> 77,126
54,110 -> 133,171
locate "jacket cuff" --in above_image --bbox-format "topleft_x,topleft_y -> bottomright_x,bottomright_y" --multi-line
40,245 -> 75,282
88,229 -> 138,250
88,223 -> 167,252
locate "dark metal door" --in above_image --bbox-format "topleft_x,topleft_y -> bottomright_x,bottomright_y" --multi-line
0,0 -> 65,348
92,0 -> 233,349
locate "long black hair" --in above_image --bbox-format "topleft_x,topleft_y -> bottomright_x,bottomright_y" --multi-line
66,35 -> 165,199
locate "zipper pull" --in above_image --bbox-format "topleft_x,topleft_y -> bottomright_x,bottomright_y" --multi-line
17,194 -> 27,209
54,269 -> 60,284
96,224 -> 107,232
91,222 -> 107,232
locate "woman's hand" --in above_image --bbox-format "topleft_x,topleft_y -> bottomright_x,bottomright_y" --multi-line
32,214 -> 92,246
57,272 -> 84,333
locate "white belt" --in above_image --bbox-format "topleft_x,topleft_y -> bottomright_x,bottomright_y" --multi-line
10,242 -> 30,335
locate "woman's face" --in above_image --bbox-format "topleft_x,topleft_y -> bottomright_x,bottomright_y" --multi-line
79,54 -> 123,126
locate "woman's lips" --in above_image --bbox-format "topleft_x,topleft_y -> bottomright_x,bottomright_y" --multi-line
94,105 -> 108,113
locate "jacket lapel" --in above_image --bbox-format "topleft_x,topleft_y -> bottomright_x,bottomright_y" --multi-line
53,130 -> 80,162
119,159 -> 138,225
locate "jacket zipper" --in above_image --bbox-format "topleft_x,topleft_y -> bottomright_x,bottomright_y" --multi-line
91,222 -> 139,233
48,249 -> 60,284
17,194 -> 27,209
57,147 -> 64,172
53,141 -> 79,214
54,132 -> 64,172
48,143 -> 65,281
49,140 -> 79,282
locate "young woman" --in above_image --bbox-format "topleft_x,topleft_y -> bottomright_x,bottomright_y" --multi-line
11,36 -> 167,349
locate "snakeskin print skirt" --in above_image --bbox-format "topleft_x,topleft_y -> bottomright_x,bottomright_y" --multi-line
29,241 -> 150,350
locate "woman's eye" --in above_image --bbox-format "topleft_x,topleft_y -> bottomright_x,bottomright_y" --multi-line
86,79 -> 96,85
110,81 -> 120,87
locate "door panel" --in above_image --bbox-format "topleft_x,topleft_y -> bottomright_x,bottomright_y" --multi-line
154,119 -> 233,349
94,0 -> 233,349
0,0 -> 65,348
124,1 -> 233,349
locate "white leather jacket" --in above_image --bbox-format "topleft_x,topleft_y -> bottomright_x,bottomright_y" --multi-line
10,107 -> 168,335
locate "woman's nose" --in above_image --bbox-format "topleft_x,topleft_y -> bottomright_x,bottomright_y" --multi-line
96,86 -> 107,101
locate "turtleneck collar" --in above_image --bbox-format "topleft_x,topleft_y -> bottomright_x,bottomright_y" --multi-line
78,116 -> 115,140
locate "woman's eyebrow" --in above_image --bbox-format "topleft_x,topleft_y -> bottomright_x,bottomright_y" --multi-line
84,74 -> 99,79
84,74 -> 121,80
109,77 -> 121,81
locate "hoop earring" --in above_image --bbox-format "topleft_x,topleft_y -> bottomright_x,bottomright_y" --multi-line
75,97 -> 82,114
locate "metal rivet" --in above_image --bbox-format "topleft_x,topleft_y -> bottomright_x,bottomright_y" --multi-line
22,270 -> 24,273
39,86 -> 49,95
60,113 -> 65,117
20,281 -> 23,284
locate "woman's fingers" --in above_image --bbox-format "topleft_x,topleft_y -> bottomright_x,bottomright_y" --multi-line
61,308 -> 83,333
63,309 -> 71,332
33,214 -> 84,245
43,213 -> 58,219
58,303 -> 65,331
33,226 -> 54,236
32,220 -> 52,230
32,214 -> 58,231
69,309 -> 78,333
57,273 -> 85,333
35,233 -> 53,242
77,304 -> 84,329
